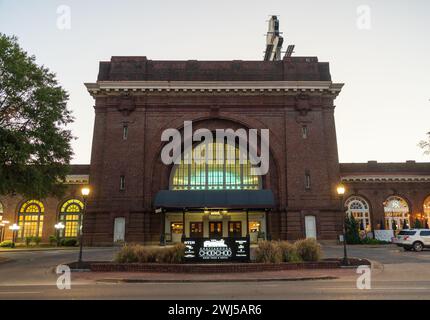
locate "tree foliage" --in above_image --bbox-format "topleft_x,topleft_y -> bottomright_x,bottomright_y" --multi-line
0,33 -> 74,198
345,215 -> 361,244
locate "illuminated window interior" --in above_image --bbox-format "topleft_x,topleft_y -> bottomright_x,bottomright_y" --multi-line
18,200 -> 44,239
384,196 -> 410,230
170,142 -> 261,190
59,199 -> 83,238
345,196 -> 371,232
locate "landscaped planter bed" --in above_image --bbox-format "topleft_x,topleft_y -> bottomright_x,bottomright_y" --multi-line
89,258 -> 370,273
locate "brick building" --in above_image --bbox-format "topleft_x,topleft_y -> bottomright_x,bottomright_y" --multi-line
1,56 -> 429,245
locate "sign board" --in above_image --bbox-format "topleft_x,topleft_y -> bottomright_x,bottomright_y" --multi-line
183,237 -> 250,262
374,230 -> 394,242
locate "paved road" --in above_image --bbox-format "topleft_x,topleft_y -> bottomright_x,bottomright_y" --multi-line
1,245 -> 430,299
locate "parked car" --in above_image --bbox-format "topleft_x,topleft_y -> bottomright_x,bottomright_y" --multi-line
393,229 -> 430,251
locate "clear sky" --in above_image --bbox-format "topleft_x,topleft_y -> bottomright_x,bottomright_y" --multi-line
1,0 -> 429,164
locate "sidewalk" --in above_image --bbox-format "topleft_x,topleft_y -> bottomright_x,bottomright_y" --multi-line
0,246 -> 114,253
73,268 -> 358,284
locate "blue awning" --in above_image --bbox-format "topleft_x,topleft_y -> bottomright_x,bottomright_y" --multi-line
154,190 -> 275,209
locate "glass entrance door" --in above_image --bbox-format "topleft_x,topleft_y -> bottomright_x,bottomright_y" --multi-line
190,222 -> 203,238
209,221 -> 223,238
228,221 -> 242,238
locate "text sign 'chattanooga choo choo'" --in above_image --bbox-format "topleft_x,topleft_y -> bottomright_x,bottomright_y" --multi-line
183,238 -> 250,262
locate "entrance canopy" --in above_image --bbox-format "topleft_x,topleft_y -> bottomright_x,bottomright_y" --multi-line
154,190 -> 275,210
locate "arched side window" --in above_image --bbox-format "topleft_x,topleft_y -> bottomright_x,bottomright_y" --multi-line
59,199 -> 83,238
18,200 -> 44,239
170,142 -> 261,190
345,196 -> 371,232
424,196 -> 430,228
384,196 -> 410,230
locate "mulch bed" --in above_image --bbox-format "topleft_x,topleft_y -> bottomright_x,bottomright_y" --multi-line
87,258 -> 370,273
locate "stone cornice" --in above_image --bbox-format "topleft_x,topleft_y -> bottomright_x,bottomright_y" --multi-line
342,175 -> 430,183
85,81 -> 344,97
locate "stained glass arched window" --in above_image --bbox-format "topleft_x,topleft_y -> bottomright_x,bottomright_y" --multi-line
59,199 -> 83,238
384,196 -> 410,230
170,142 -> 261,190
345,196 -> 371,232
18,200 -> 44,238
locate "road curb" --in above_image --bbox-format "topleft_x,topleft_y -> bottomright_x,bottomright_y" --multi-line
96,275 -> 338,284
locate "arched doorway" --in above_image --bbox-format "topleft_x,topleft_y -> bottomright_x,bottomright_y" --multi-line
345,196 -> 371,232
161,141 -> 268,243
383,196 -> 410,230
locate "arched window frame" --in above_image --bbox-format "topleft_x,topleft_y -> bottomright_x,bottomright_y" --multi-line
18,200 -> 45,239
59,199 -> 83,238
383,196 -> 410,230
169,142 -> 262,191
345,196 -> 371,232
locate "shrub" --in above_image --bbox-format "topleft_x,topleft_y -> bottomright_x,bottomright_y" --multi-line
278,241 -> 302,262
115,244 -> 138,263
254,241 -> 283,263
361,238 -> 390,245
0,240 -> 15,248
33,237 -> 42,245
115,243 -> 186,264
157,243 -> 186,263
49,235 -> 57,246
135,245 -> 157,263
61,238 -> 77,247
25,236 -> 33,246
294,238 -> 321,262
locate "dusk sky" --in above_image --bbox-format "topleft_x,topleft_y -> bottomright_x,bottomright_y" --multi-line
1,0 -> 429,164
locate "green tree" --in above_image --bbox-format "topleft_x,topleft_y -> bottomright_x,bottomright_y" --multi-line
345,215 -> 361,244
0,34 -> 73,198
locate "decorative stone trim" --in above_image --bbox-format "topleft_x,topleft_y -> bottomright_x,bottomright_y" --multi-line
341,175 -> 430,183
85,81 -> 344,97
64,174 -> 90,185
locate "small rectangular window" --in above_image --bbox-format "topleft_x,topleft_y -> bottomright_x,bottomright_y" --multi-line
120,175 -> 125,190
122,124 -> 128,140
420,231 -> 430,236
302,126 -> 308,139
305,171 -> 311,190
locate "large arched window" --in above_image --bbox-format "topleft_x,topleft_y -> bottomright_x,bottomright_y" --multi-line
384,196 -> 410,230
170,142 -> 261,190
18,200 -> 44,238
424,196 -> 430,228
345,196 -> 371,232
59,199 -> 83,238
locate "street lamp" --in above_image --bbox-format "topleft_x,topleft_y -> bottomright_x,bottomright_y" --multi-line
78,187 -> 90,267
9,223 -> 20,245
336,184 -> 349,266
54,222 -> 65,247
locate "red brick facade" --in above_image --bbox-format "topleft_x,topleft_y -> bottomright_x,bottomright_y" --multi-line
1,57 -> 429,245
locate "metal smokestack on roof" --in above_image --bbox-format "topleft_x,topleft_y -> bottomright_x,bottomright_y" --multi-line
264,15 -> 284,61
